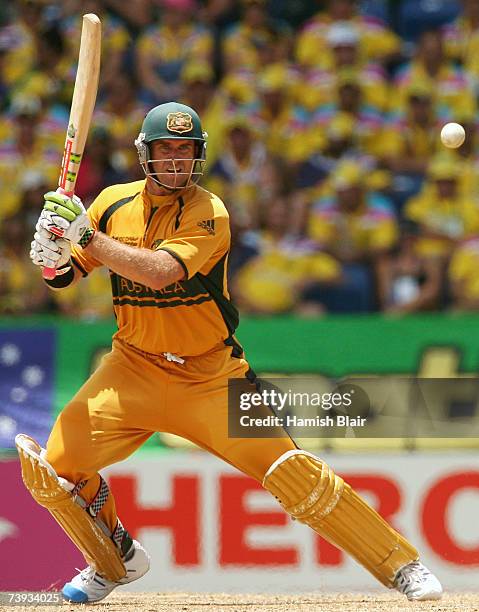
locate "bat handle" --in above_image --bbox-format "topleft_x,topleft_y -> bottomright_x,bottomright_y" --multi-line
42,267 -> 57,280
41,188 -> 74,280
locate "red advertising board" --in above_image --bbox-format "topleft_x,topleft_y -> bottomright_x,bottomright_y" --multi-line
2,453 -> 478,591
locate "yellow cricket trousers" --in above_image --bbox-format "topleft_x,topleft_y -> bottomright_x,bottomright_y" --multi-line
45,339 -> 296,535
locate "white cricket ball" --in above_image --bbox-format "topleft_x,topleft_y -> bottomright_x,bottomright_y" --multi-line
440,122 -> 465,148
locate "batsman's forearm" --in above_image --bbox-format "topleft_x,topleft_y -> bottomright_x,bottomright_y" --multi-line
84,231 -> 185,289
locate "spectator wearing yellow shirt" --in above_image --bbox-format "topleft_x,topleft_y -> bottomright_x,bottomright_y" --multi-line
0,0 -> 46,88
62,0 -> 130,94
11,24 -> 72,114
74,127 -> 128,206
449,236 -> 479,310
299,21 -> 389,113
93,72 -> 149,175
204,114 -> 273,231
222,0 -> 288,73
307,160 -> 398,312
233,197 -> 341,315
218,66 -> 258,107
404,157 -> 479,260
378,83 -> 442,210
52,265 -> 114,320
0,213 -> 50,315
380,83 -> 440,175
220,13 -> 295,108
248,63 -> 307,163
0,97 -> 58,222
393,29 -> 476,120
378,221 -> 444,315
443,115 -> 479,200
136,0 -> 213,104
312,70 -> 385,159
294,112 -> 374,202
180,62 -> 228,170
443,0 -> 479,93
16,170 -> 50,236
296,0 -> 400,69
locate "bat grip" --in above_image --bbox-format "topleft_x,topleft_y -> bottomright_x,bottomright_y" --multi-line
42,267 -> 57,280
41,188 -> 74,280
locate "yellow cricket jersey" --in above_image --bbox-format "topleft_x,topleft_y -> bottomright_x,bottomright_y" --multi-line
70,180 -> 240,357
449,239 -> 479,300
404,184 -> 479,257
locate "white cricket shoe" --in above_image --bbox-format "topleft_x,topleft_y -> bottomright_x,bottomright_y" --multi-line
62,540 -> 150,603
394,560 -> 443,601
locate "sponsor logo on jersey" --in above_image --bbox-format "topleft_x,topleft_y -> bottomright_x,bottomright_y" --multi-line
197,219 -> 215,235
112,236 -> 141,247
167,112 -> 193,134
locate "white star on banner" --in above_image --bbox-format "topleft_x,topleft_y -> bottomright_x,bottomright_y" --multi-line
10,387 -> 28,403
0,344 -> 21,366
22,365 -> 45,387
0,415 -> 17,437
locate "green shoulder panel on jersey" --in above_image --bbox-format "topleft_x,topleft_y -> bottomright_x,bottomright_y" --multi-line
175,196 -> 185,230
91,180 -> 145,233
197,252 -> 239,334
197,251 -> 244,356
99,193 -> 140,233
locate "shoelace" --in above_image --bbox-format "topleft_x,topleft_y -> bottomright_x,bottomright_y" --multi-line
396,562 -> 428,590
77,566 -> 96,585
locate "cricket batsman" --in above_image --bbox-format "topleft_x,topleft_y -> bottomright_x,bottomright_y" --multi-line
18,102 -> 442,603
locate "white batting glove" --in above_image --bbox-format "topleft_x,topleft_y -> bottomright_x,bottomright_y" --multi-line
30,226 -> 72,271
39,191 -> 92,245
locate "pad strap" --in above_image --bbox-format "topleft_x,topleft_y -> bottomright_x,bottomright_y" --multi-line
88,476 -> 110,518
72,477 -> 132,555
113,519 -> 134,557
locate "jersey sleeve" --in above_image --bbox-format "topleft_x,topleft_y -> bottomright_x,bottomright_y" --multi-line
70,192 -> 108,276
156,196 -> 230,279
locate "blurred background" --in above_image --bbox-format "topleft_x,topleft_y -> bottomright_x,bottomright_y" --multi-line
4,0 -> 479,319
0,0 -> 478,595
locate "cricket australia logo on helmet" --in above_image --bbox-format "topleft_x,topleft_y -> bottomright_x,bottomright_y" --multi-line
135,102 -> 208,191
167,112 -> 193,134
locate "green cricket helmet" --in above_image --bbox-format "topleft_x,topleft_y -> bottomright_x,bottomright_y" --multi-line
135,102 -> 207,190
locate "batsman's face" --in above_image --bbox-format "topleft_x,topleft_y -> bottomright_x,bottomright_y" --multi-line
150,139 -> 195,189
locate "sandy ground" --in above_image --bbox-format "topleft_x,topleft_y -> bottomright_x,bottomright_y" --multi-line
2,592 -> 479,612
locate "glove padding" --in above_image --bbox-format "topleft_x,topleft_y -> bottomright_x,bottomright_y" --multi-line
39,191 -> 91,245
30,225 -> 72,271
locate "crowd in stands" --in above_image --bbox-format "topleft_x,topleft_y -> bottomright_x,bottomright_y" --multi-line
1,0 -> 479,318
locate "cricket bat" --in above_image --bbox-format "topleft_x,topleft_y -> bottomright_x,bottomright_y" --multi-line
43,13 -> 101,280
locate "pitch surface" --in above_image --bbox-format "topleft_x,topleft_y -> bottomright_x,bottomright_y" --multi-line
2,592 -> 479,611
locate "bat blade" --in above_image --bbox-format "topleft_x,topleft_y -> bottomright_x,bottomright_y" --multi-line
43,13 -> 101,280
